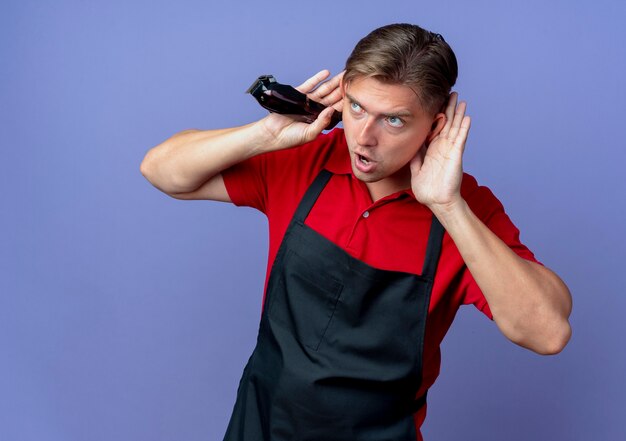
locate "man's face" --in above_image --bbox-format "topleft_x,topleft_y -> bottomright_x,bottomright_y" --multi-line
341,76 -> 443,196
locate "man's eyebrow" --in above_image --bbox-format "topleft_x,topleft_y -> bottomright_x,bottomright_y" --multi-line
345,93 -> 362,107
385,109 -> 414,118
345,93 -> 414,118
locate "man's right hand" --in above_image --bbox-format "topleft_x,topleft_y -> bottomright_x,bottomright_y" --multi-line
140,69 -> 344,202
257,70 -> 345,151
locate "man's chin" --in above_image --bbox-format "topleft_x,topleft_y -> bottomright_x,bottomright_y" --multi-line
350,165 -> 380,183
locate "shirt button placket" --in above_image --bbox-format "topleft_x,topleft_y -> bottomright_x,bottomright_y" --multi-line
362,210 -> 370,218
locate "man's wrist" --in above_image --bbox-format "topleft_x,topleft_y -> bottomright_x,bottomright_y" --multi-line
428,197 -> 471,231
246,118 -> 279,156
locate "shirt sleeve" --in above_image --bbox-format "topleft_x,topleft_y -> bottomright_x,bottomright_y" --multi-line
222,152 -> 270,213
459,174 -> 542,319
221,129 -> 342,214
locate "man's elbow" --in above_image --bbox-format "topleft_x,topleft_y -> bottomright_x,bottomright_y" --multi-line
530,270 -> 573,355
502,309 -> 573,356
529,319 -> 572,356
140,147 -> 161,181
139,150 -> 183,194
139,155 -> 153,181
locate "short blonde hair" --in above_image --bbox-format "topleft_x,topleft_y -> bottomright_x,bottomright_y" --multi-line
344,23 -> 458,115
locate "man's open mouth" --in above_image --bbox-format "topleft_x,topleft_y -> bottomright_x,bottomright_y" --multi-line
358,154 -> 371,165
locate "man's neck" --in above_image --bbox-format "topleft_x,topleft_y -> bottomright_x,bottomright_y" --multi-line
365,169 -> 412,202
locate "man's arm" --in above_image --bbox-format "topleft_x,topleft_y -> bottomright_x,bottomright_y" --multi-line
410,94 -> 572,355
139,70 -> 343,201
433,201 -> 572,355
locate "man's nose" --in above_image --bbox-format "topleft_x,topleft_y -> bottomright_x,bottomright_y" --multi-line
356,117 -> 378,147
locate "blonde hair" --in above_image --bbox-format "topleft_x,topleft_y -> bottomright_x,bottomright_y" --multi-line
344,23 -> 458,115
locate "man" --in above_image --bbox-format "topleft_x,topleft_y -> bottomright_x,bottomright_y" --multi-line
141,23 -> 571,441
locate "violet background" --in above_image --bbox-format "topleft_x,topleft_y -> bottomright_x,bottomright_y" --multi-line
2,0 -> 625,440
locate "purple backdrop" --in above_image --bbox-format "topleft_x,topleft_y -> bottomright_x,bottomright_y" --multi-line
2,0 -> 625,440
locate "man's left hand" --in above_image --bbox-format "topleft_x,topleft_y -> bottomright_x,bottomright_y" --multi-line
410,92 -> 471,213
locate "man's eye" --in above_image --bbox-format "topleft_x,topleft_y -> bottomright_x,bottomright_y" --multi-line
387,116 -> 404,128
350,102 -> 363,112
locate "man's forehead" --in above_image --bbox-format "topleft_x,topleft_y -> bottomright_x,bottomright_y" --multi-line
344,77 -> 424,116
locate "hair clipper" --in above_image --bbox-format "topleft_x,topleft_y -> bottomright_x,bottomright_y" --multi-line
246,75 -> 342,129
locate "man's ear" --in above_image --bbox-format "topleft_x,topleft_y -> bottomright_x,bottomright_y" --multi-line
426,112 -> 446,144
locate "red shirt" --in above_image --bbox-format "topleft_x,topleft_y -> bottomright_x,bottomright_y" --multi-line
222,127 -> 539,436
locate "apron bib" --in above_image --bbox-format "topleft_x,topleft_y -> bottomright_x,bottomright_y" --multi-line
223,170 -> 444,441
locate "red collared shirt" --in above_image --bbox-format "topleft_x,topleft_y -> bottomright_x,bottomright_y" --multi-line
222,127 -> 539,433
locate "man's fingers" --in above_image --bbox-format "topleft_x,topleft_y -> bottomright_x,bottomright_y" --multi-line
441,92 -> 458,135
455,116 -> 471,150
296,69 -> 331,94
315,70 -> 344,94
302,107 -> 335,141
309,71 -> 345,103
448,101 -> 467,140
321,87 -> 344,107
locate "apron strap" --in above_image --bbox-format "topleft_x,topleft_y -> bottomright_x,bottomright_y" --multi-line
411,391 -> 428,413
292,169 -> 333,223
421,216 -> 445,281
292,168 -> 445,281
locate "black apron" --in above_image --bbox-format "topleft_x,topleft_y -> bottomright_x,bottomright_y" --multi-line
223,169 -> 445,441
